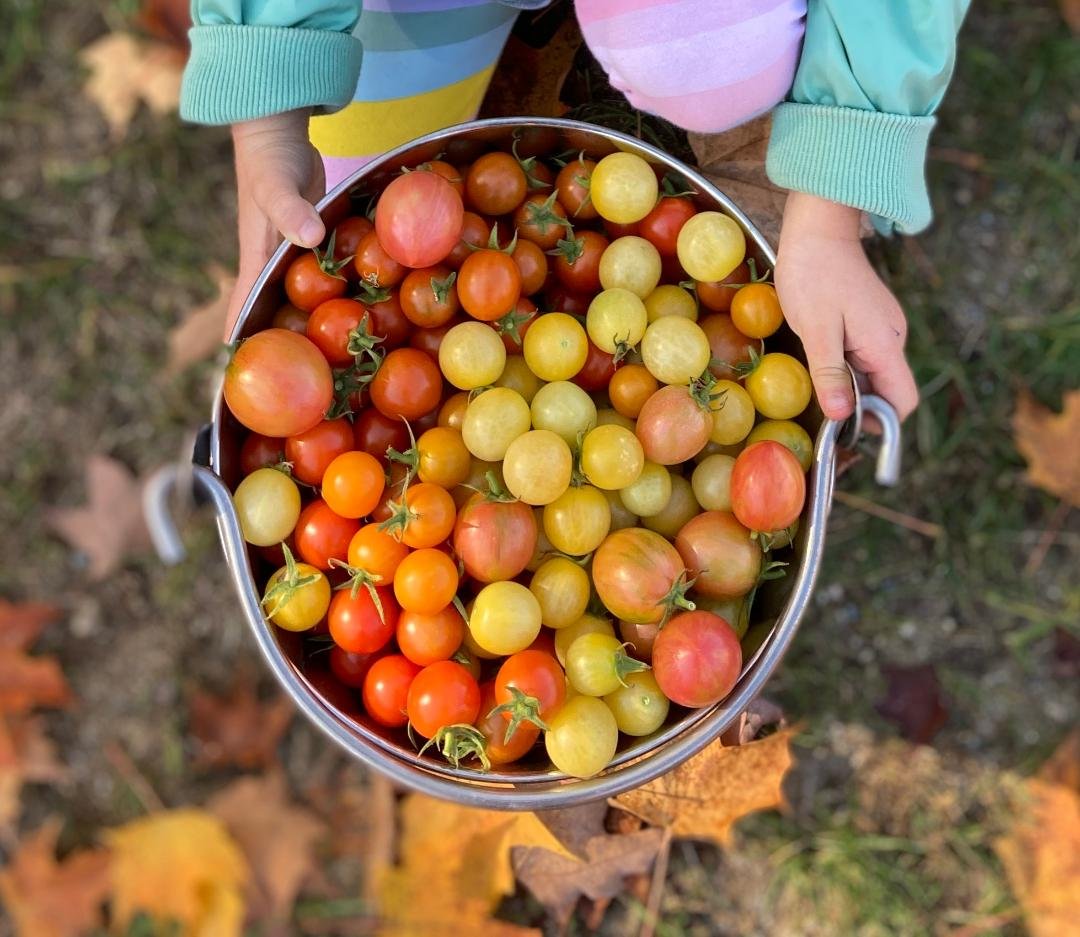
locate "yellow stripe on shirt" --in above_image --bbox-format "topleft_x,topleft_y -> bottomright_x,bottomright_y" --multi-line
310,65 -> 496,158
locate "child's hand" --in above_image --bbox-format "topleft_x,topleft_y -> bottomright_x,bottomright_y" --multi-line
775,192 -> 919,423
226,109 -> 326,336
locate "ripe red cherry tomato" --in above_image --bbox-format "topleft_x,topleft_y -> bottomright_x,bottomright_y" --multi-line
445,211 -> 489,269
375,170 -> 464,268
272,303 -> 309,333
475,682 -> 540,766
555,157 -> 597,220
513,193 -> 570,250
493,650 -> 566,736
329,645 -> 380,688
417,159 -> 465,196
294,499 -> 361,570
285,250 -> 348,311
332,216 -> 374,278
353,408 -> 409,461
465,152 -> 527,216
652,611 -> 742,708
699,314 -> 758,381
410,316 -> 462,360
458,250 -> 522,322
696,261 -> 749,313
363,654 -> 421,728
638,197 -> 696,256
406,660 -> 482,739
305,298 -> 367,366
368,348 -> 443,421
400,265 -> 460,329
572,341 -> 618,392
511,239 -> 549,296
729,440 -> 807,533
328,585 -> 399,654
285,417 -> 354,485
240,434 -> 285,475
354,231 -> 406,288
364,292 -> 410,349
553,230 -> 607,294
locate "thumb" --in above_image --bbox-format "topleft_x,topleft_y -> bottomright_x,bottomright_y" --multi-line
252,169 -> 325,249
797,319 -> 855,421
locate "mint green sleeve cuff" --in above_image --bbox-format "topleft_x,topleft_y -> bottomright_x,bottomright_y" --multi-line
180,24 -> 363,125
766,103 -> 935,235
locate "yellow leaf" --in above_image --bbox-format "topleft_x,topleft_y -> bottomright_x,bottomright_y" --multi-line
613,728 -> 796,845
1012,388 -> 1080,508
994,731 -> 1080,937
79,32 -> 183,141
106,809 -> 249,937
375,794 -> 572,936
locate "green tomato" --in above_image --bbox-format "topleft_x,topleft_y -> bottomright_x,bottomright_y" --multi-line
545,695 -> 619,778
604,671 -> 670,736
691,454 -> 735,511
234,467 -> 301,547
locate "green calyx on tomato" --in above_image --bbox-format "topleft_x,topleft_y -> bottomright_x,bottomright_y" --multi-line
418,723 -> 491,771
345,312 -> 386,370
610,642 -> 651,686
658,572 -> 697,626
261,542 -> 320,618
486,223 -> 518,255
328,558 -> 388,624
312,230 -> 354,281
493,305 -> 533,347
660,173 -> 696,199
548,233 -> 585,266
384,419 -> 420,483
430,271 -> 457,304
487,685 -> 550,743
523,191 -> 573,237
353,277 -> 392,305
511,137 -> 549,192
326,364 -> 373,419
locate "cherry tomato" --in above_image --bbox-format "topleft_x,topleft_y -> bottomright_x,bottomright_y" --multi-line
545,695 -> 618,778
586,288 -> 648,356
746,420 -> 814,472
590,152 -> 658,224
529,556 -> 590,630
495,355 -> 543,403
376,169 -> 464,268
641,317 -> 711,385
553,229 -> 607,294
639,197 -> 696,256
553,614 -> 616,667
700,313 -> 758,381
409,317 -> 460,361
618,461 -> 672,518
272,303 -> 309,333
475,682 -> 540,766
522,312 -> 588,382
406,660 -> 481,738
580,424 -> 644,490
513,192 -> 570,250
641,474 -> 700,539
458,249 -> 522,322
416,159 -> 465,196
369,348 -> 443,421
493,650 -> 566,736
494,296 -> 539,353
635,384 -> 713,465
691,454 -> 736,511
566,632 -> 648,697
453,491 -> 537,583
322,451 -> 385,519
384,482 -> 456,549
438,320 -> 507,389
363,654 -> 421,728
304,298 -> 367,367
437,392 -> 470,430
652,611 -> 741,708
543,485 -> 611,556
240,433 -> 285,475
469,581 -> 542,655
502,430 -> 573,505
604,671 -> 669,735
354,230 -> 406,288
462,387 -> 531,461
364,291 -> 411,349
696,261 -> 750,313
353,408 -> 409,461
511,238 -> 548,295
644,284 -> 697,322
394,548 -> 459,615
572,341 -> 618,393
465,152 -> 527,215
328,585 -> 398,653
332,215 -> 374,271
675,510 -> 762,598
544,284 -> 593,316
617,620 -> 659,663
677,211 -> 745,282
445,211 -> 489,269
592,527 -> 691,624
743,353 -> 812,420
554,156 -> 597,220
528,381 -> 594,447
263,555 -> 331,632
347,523 -> 409,584
730,440 -> 806,533
234,468 -> 301,546
400,265 -> 460,328
295,499 -> 361,570
286,417 -> 354,485
397,605 -> 466,666
599,236 -> 662,298
609,364 -> 658,419
415,426 -> 471,489
730,282 -> 783,338
225,330 -> 333,437
285,250 -> 348,311
329,646 -> 380,688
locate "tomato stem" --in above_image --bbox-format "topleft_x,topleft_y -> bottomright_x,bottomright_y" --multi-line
314,230 -> 354,280
613,644 -> 651,686
418,724 -> 491,771
430,271 -> 457,304
328,560 -> 388,624
511,136 -> 550,192
660,173 -> 697,198
261,543 -> 320,619
486,686 -> 550,743
657,572 -> 696,627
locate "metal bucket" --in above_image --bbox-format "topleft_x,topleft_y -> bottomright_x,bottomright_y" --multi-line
145,118 -> 902,809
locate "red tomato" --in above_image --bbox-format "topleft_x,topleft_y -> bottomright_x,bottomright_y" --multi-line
410,316 -> 462,360
544,285 -> 592,316
729,441 -> 807,533
465,152 -> 527,216
333,216 -> 375,276
592,527 -> 692,624
295,499 -> 361,570
555,157 -> 597,220
416,160 -> 465,196
652,611 -> 742,708
305,298 -> 367,366
224,329 -> 333,437
376,170 -> 464,268
453,492 -> 538,583
353,408 -> 410,461
329,646 -> 380,688
285,250 -> 348,311
363,654 -> 421,727
364,292 -> 410,349
513,193 -> 569,250
271,303 -> 309,333
511,239 -> 548,296
475,682 -> 540,765
572,341 -> 618,392
604,219 -> 639,239
406,660 -> 481,738
675,511 -> 762,599
458,249 -> 522,322
696,261 -> 749,313
369,348 -> 443,421
639,197 -> 696,256
397,605 -> 466,666
285,417 -> 354,485
400,265 -> 460,328
354,231 -> 406,288
328,585 -> 399,653
553,229 -> 607,294
700,314 -> 758,381
445,211 -> 489,269
493,650 -> 566,732
240,434 -> 285,475
635,384 -> 713,465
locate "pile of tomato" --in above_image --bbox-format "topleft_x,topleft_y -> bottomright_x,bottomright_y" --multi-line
224,136 -> 814,780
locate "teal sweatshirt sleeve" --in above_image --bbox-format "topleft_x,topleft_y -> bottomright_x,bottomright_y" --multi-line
766,0 -> 971,234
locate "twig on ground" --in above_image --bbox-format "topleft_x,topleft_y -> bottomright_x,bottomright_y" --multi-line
1023,500 -> 1071,575
928,147 -> 987,171
104,740 -> 165,813
637,827 -> 673,937
901,236 -> 944,288
833,490 -> 944,540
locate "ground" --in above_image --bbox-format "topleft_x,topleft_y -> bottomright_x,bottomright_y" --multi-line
0,0 -> 1077,934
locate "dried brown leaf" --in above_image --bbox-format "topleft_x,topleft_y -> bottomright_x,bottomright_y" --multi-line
208,770 -> 327,923
1060,0 -> 1080,34
165,265 -> 236,376
876,663 -> 949,744
79,32 -> 183,140
1012,388 -> 1080,508
720,697 -> 785,746
44,454 -> 151,581
0,600 -> 61,652
0,651 -> 72,715
614,728 -> 795,845
137,0 -> 193,49
481,18 -> 581,119
0,820 -> 111,937
188,679 -> 293,771
0,715 -> 67,831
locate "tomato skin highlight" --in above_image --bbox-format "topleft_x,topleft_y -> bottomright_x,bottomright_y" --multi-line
406,660 -> 482,739
652,611 -> 742,708
328,585 -> 399,653
376,170 -> 464,268
453,492 -> 538,583
592,527 -> 690,624
730,440 -> 807,532
363,654 -> 421,728
224,329 -> 333,437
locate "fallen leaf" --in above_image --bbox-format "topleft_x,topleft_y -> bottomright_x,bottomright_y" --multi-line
107,809 -> 249,937
79,32 -> 184,140
0,715 -> 67,832
0,651 -> 72,715
0,600 -> 61,651
614,728 -> 795,845
208,771 -> 327,923
994,731 -> 1080,937
165,265 -> 236,376
137,0 -> 193,50
480,17 -> 581,119
0,819 -> 112,937
188,678 -> 293,770
720,697 -> 785,747
1012,388 -> 1080,508
875,663 -> 949,744
45,454 -> 151,581
1060,0 -> 1080,34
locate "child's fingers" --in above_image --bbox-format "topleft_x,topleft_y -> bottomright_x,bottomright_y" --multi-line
851,348 -> 920,423
252,171 -> 325,248
796,320 -> 855,422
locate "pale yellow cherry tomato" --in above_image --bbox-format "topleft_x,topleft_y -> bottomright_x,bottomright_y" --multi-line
526,507 -> 557,571
709,380 -> 755,445
604,671 -> 670,736
618,460 -> 672,517
234,467 -> 301,547
590,151 -> 659,224
640,317 -> 711,385
469,581 -> 542,655
502,430 -> 573,505
746,419 -> 814,472
523,312 -> 588,381
543,484 -> 611,556
530,380 -> 597,446
495,354 -> 542,403
461,387 -> 530,461
452,458 -> 503,510
744,353 -> 813,420
599,236 -> 662,298
595,408 -> 636,432
586,288 -> 648,356
603,487 -> 639,531
545,695 -> 619,778
642,474 -> 700,538
644,284 -> 698,322
581,424 -> 644,490
554,614 -> 616,667
691,453 -> 736,511
530,555 -> 591,629
438,320 -> 506,389
262,549 -> 330,632
676,211 -> 746,282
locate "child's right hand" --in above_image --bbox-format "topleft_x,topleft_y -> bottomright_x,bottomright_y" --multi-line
227,109 -> 326,337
